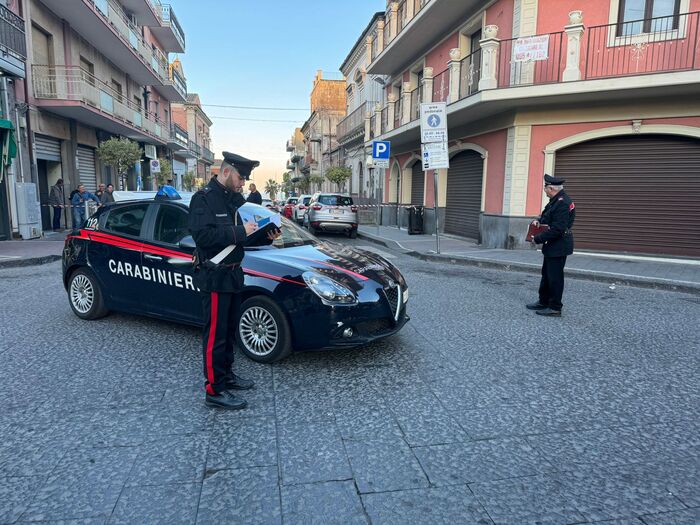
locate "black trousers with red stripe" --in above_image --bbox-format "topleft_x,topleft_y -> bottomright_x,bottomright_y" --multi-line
538,256 -> 567,311
201,291 -> 241,395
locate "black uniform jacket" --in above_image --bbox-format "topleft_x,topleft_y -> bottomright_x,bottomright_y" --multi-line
189,178 -> 270,293
534,190 -> 576,257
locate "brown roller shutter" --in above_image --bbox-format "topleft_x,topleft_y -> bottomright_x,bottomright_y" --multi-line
411,161 -> 424,205
555,134 -> 700,257
444,150 -> 483,239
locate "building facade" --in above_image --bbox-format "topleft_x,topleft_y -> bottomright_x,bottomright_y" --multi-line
171,92 -> 214,186
337,12 -> 387,203
364,0 -> 700,257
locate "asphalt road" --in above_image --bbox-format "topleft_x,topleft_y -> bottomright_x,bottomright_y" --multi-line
0,235 -> 698,524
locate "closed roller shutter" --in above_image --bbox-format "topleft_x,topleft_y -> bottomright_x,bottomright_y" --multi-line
555,134 -> 700,257
411,161 -> 424,205
77,146 -> 97,193
444,150 -> 483,239
35,134 -> 61,161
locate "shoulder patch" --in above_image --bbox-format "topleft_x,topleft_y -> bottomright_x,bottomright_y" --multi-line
569,202 -> 575,211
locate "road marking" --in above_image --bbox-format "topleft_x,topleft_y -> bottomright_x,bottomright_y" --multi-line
357,245 -> 396,259
573,251 -> 700,266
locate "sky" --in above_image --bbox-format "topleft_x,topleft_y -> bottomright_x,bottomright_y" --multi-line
170,0 -> 381,188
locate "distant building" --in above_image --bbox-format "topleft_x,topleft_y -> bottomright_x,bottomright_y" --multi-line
171,93 -> 214,186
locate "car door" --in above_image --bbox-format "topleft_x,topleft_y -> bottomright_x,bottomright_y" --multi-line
139,202 -> 201,323
89,202 -> 150,311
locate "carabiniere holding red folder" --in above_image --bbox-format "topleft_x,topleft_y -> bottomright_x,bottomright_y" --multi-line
525,174 -> 576,317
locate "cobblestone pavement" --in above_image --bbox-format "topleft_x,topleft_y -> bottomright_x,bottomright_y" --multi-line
1,237 -> 698,524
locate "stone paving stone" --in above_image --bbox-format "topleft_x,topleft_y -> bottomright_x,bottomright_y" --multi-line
469,474 -> 586,525
66,408 -> 156,448
362,485 -> 494,525
640,507 -> 700,525
21,447 -> 138,522
126,433 -> 208,485
196,466 -> 281,525
616,457 -> 700,509
17,519 -> 107,524
334,402 -> 405,442
278,420 -> 351,485
344,436 -> 429,494
0,476 -> 43,524
274,388 -> 335,424
207,416 -> 277,470
414,438 -> 555,486
108,483 -> 200,524
0,421 -> 69,477
280,480 -> 367,525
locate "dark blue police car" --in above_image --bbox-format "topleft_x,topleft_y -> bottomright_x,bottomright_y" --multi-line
62,192 -> 409,362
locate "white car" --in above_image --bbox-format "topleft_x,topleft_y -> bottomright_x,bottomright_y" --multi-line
293,194 -> 312,224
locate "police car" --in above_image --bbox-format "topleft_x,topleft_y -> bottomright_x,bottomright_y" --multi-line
62,190 -> 409,362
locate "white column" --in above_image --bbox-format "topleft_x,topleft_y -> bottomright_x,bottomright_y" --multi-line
422,67 -> 433,103
478,25 -> 500,91
387,93 -> 397,131
401,81 -> 412,124
374,103 -> 382,137
405,0 -> 415,20
389,2 -> 399,41
366,36 -> 373,64
364,110 -> 372,142
563,11 -> 585,82
448,48 -> 461,103
376,20 -> 385,53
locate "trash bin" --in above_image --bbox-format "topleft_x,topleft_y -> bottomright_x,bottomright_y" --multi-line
407,205 -> 424,235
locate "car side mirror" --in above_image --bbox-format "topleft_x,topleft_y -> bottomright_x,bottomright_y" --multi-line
179,235 -> 196,251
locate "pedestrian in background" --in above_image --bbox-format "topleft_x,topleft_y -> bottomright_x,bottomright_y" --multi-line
70,184 -> 101,227
246,183 -> 262,205
95,183 -> 106,201
49,178 -> 65,231
101,183 -> 115,205
527,174 -> 576,317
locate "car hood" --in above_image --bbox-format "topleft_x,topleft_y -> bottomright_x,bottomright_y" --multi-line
245,242 -> 404,290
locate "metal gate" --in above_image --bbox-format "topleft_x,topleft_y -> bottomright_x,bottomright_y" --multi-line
410,161 -> 424,205
444,150 -> 483,238
555,134 -> 700,257
35,134 -> 61,161
77,146 -> 97,193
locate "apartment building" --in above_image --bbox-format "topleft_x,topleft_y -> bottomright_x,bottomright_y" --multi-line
337,12 -> 387,202
25,0 -> 188,230
285,127 -> 304,188
300,71 -> 346,194
366,0 -> 699,257
171,92 -> 214,186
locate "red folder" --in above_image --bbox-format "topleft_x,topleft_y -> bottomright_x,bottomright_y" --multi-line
526,222 -> 549,242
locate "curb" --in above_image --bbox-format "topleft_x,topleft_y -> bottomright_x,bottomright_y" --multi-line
0,254 -> 62,269
358,231 -> 700,295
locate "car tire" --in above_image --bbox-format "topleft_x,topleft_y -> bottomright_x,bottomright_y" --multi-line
68,268 -> 108,320
349,229 -> 358,239
237,296 -> 292,363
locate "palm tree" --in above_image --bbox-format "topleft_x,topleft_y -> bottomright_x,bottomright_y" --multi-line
265,179 -> 279,201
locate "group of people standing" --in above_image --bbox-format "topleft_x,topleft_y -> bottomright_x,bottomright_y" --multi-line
48,179 -> 115,230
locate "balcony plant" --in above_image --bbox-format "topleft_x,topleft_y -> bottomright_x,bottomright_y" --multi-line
97,138 -> 143,191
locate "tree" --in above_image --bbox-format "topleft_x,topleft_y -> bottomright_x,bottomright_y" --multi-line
182,171 -> 196,191
154,158 -> 173,187
310,175 -> 325,192
264,179 -> 280,201
325,166 -> 351,192
96,137 -> 143,190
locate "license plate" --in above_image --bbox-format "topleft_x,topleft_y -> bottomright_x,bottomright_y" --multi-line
329,209 -> 341,214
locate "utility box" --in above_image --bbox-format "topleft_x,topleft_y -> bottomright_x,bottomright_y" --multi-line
15,182 -> 42,239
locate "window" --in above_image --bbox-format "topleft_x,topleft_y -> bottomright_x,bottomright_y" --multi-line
104,204 -> 149,237
133,95 -> 142,111
319,195 -> 353,206
617,0 -> 681,35
79,57 -> 94,86
111,79 -> 123,102
153,205 -> 189,245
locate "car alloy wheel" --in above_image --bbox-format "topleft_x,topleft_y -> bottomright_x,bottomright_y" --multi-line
239,306 -> 279,356
70,273 -> 94,314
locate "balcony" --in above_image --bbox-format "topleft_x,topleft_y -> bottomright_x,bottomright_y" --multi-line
286,140 -> 295,152
32,65 -> 166,144
159,64 -> 187,102
337,103 -> 370,145
374,11 -> 700,147
39,0 -> 168,86
150,3 -> 186,53
120,0 -> 160,26
201,146 -> 215,164
167,122 -> 187,148
0,5 -> 26,78
188,140 -> 201,157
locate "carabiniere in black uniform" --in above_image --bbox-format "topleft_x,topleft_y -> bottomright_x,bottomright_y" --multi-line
529,174 -> 576,316
188,152 -> 271,409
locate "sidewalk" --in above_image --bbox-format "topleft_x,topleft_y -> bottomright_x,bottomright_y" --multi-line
0,230 -> 67,268
359,225 -> 700,294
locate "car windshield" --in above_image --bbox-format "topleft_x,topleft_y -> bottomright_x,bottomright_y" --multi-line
319,195 -> 353,206
249,216 -> 317,249
302,197 -> 311,205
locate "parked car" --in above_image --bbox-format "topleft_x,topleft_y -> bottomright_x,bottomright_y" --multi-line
62,195 -> 408,362
293,194 -> 312,224
283,197 -> 298,219
304,193 -> 358,238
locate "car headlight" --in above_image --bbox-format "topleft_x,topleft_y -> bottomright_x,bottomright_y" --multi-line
302,271 -> 357,305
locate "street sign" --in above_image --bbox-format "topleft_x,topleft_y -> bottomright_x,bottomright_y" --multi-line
372,140 -> 391,168
420,103 -> 448,143
150,159 -> 161,173
421,142 -> 450,170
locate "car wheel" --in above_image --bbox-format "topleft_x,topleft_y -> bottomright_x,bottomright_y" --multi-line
68,268 -> 108,320
237,296 -> 292,363
349,229 -> 358,239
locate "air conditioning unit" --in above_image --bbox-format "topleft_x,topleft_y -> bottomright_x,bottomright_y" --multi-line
15,182 -> 42,239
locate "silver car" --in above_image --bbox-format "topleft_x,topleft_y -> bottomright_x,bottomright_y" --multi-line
304,193 -> 358,238
293,194 -> 312,224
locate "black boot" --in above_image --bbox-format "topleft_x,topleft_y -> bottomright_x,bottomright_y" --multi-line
526,302 -> 548,310
535,308 -> 562,317
225,374 -> 255,390
205,390 -> 248,410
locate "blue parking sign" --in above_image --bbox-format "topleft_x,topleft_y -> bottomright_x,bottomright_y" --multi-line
372,141 -> 390,159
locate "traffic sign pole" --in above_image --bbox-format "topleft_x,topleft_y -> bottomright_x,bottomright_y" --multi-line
434,169 -> 440,254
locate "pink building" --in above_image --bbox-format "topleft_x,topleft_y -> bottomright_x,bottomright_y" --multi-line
368,0 -> 700,257
171,93 -> 214,183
